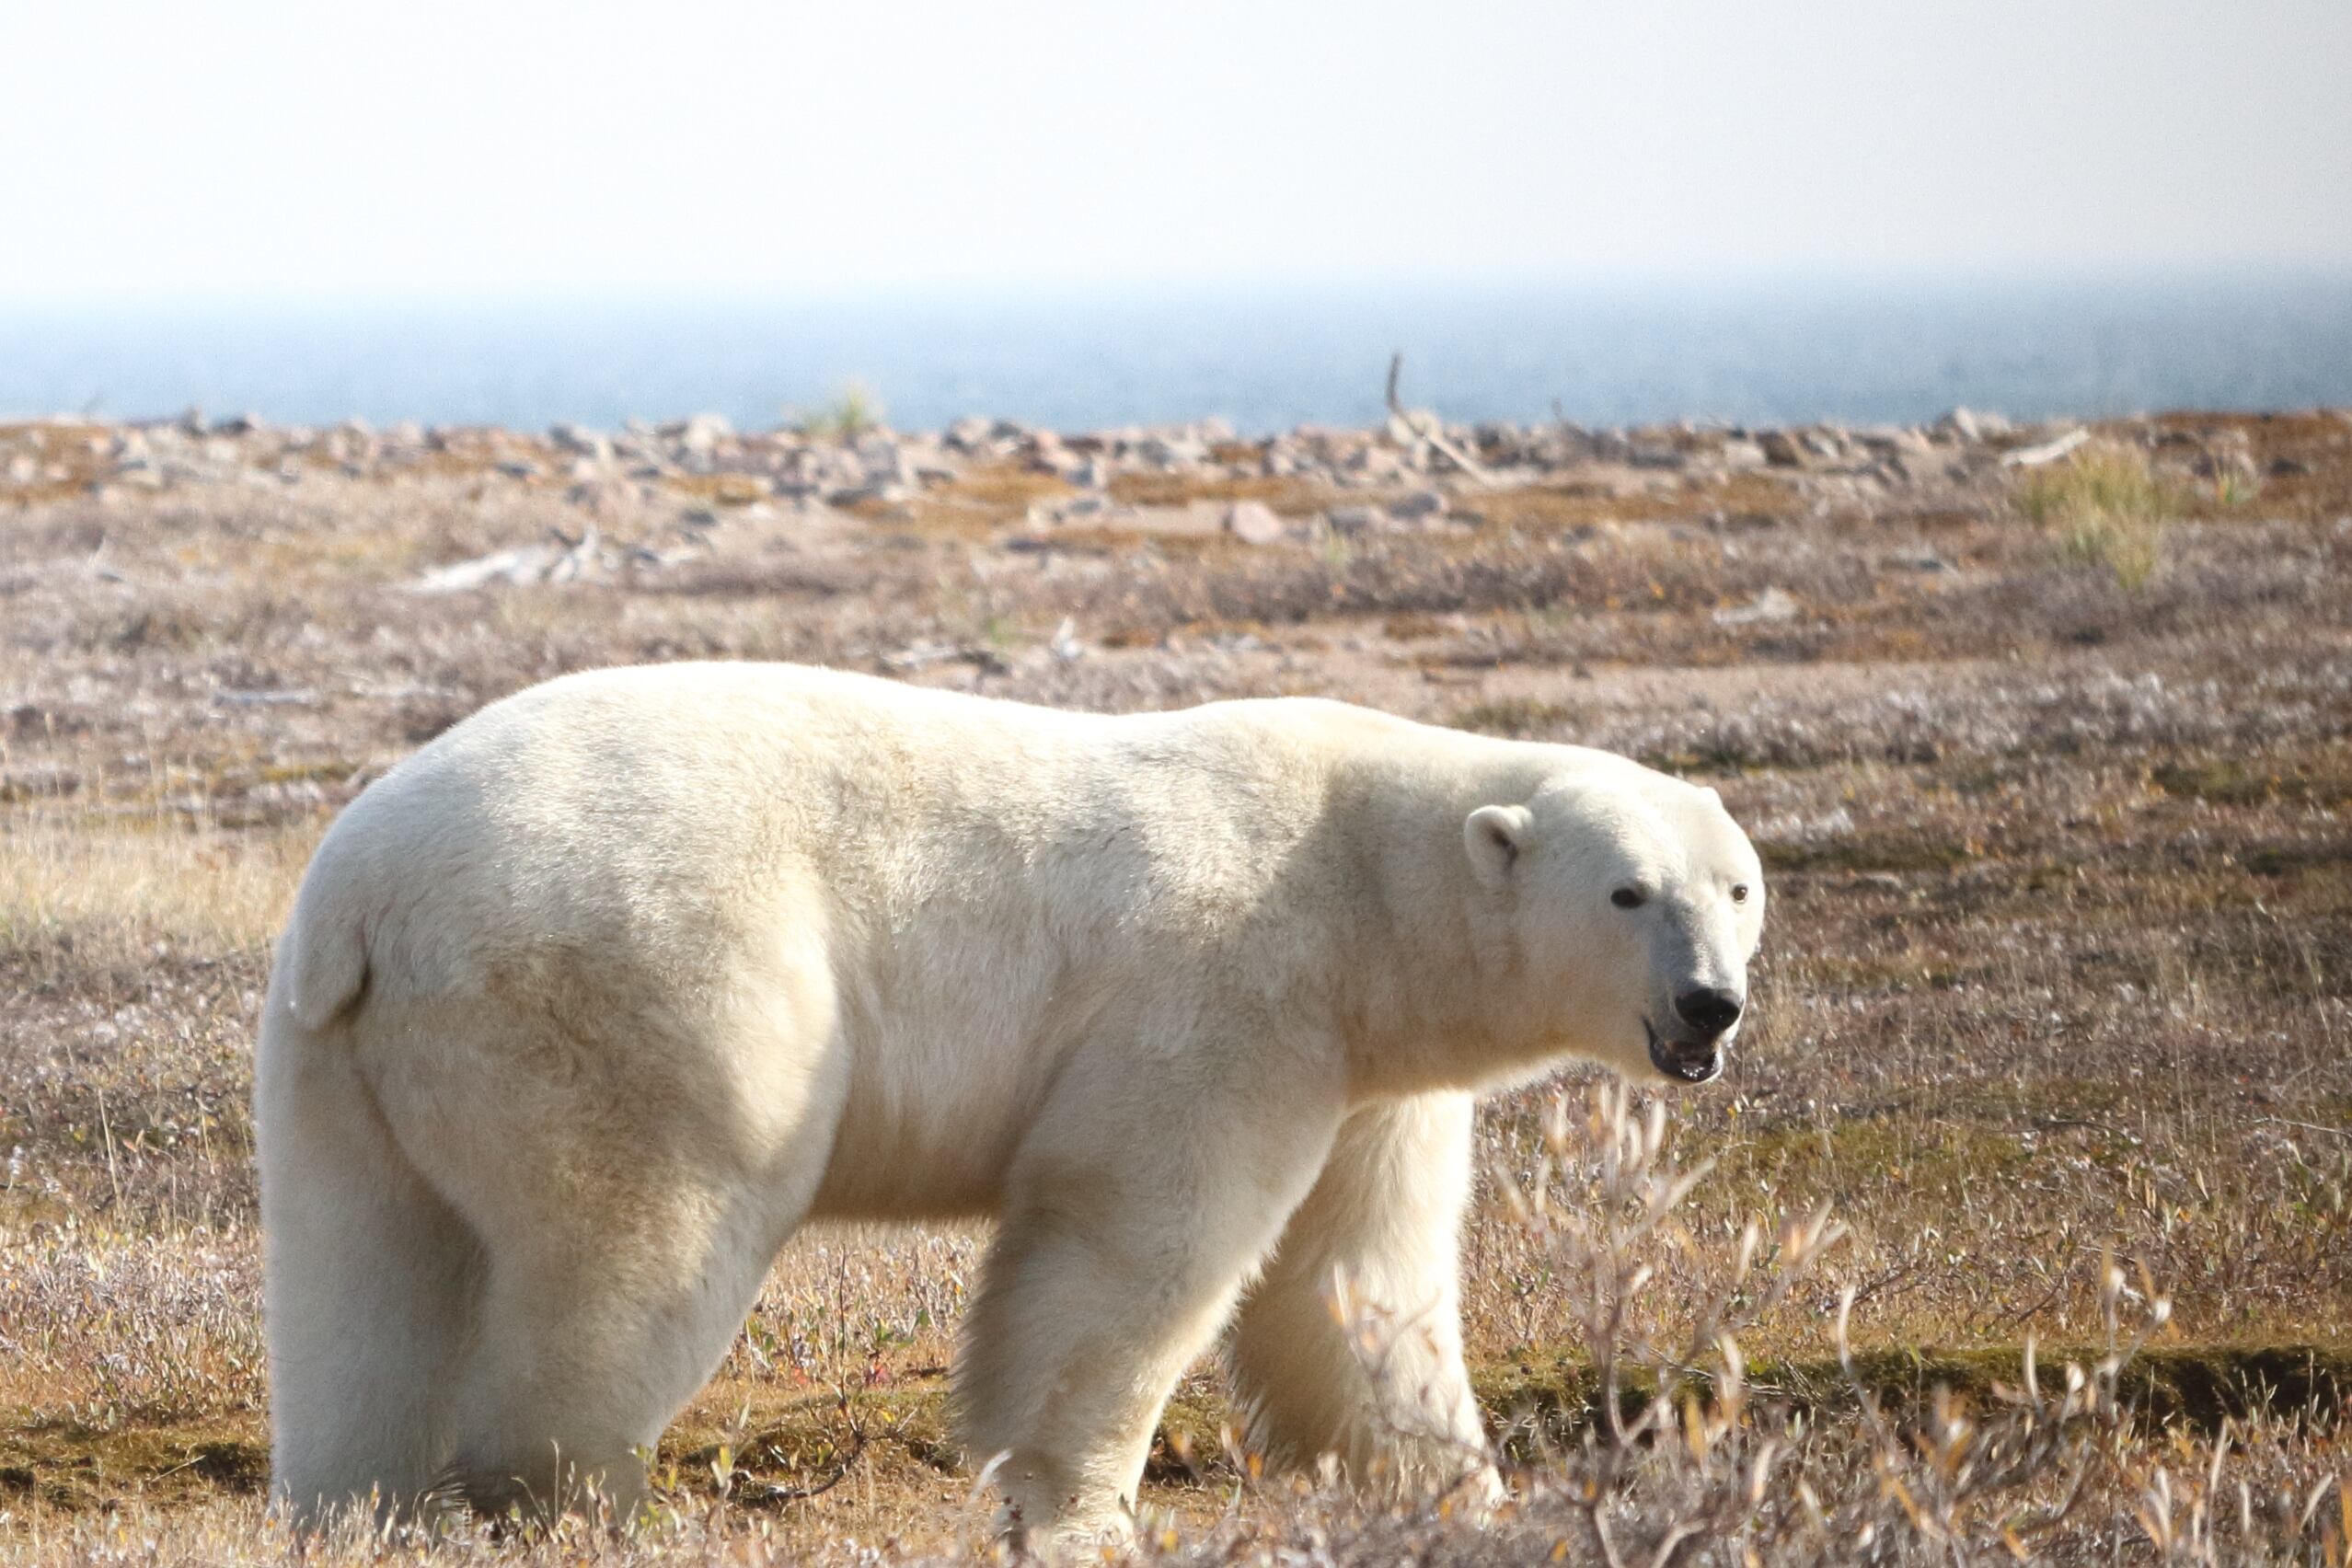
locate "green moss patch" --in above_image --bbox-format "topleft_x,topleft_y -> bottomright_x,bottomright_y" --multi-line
1484,1343 -> 2352,1456
1759,836 -> 1977,875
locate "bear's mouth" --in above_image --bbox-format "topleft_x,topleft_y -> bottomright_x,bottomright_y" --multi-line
1645,1020 -> 1724,1084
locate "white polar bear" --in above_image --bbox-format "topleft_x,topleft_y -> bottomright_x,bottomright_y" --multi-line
256,662 -> 1764,1543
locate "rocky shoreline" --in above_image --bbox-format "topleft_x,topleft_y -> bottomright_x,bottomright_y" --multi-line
8,401 -> 2326,598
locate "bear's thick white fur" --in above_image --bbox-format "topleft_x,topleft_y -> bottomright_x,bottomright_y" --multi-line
257,662 -> 1764,1542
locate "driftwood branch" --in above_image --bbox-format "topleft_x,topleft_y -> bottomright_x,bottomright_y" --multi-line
1385,352 -> 1493,486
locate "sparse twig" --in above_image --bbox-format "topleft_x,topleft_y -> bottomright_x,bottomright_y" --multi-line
1385,352 -> 1493,486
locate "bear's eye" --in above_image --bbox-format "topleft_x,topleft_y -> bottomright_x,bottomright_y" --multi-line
1731,883 -> 1750,904
1609,887 -> 1643,910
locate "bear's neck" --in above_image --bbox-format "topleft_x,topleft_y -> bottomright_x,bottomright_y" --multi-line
1320,749 -> 1572,1100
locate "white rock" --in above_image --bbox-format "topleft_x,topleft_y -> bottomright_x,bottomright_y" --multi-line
1938,408 -> 2012,444
677,413 -> 733,458
409,528 -> 604,593
1712,587 -> 1800,626
2000,428 -> 2090,468
411,546 -> 560,594
1224,501 -> 1285,545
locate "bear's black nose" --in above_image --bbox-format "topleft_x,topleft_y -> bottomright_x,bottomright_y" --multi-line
1675,986 -> 1744,1037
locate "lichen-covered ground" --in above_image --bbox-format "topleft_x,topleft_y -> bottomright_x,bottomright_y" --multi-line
3,408 -> 2347,1562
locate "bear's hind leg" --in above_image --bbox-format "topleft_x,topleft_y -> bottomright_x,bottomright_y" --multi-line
259,1013 -> 484,1534
1224,1091 -> 1499,1504
362,979 -> 845,1528
444,1184 -> 797,1525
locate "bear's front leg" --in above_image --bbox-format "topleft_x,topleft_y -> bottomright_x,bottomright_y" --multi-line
955,1045 -> 1343,1548
1225,1091 -> 1500,1505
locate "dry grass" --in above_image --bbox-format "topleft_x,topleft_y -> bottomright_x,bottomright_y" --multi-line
2018,443 -> 2175,589
0,819 -> 312,966
3,409 -> 2349,1562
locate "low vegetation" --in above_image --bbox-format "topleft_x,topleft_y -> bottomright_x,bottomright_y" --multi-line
3,409 -> 2348,1562
2018,443 -> 2174,589
793,382 -> 888,444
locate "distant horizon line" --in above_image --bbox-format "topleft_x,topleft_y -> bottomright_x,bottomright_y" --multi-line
10,261 -> 2352,317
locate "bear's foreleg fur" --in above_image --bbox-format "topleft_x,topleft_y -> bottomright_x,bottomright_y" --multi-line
1224,1091 -> 1500,1504
953,1032 -> 1345,1546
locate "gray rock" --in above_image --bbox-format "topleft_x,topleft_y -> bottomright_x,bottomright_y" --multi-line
1855,423 -> 1933,456
550,421 -> 609,455
1138,434 -> 1205,468
827,481 -> 911,509
858,436 -> 914,487
1389,489 -> 1448,521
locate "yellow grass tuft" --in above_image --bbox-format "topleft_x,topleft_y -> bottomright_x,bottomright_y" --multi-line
2015,442 -> 2172,590
0,818 -> 315,962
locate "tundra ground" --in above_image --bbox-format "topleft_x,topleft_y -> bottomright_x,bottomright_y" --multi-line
3,409 -> 2348,1562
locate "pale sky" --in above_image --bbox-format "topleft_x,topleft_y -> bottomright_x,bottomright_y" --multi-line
5,0 -> 2349,304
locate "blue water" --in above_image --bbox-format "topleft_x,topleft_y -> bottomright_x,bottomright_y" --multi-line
5,272 -> 2349,433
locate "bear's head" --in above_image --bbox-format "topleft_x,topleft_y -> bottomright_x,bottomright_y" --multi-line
1464,768 -> 1765,1086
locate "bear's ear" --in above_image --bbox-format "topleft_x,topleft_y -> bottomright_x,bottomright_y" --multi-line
1464,804 -> 1534,891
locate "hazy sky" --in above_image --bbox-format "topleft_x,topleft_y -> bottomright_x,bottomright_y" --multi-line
6,0 -> 2348,303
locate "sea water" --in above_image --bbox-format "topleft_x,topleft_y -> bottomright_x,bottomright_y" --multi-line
5,271 -> 2348,433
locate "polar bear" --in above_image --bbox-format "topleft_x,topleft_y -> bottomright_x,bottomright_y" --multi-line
257,662 -> 1764,1543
